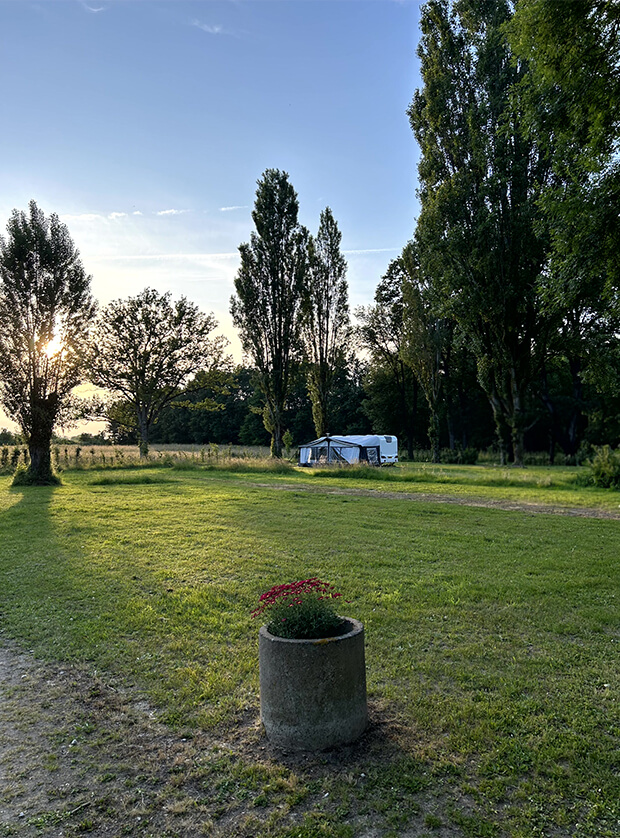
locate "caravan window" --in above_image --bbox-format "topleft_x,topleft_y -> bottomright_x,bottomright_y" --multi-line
384,436 -> 392,443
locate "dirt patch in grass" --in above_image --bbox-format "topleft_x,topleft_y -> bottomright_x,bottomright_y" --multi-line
254,481 -> 620,518
0,640 -> 475,838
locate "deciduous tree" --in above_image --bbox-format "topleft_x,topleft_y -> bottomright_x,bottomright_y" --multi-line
400,243 -> 453,463
0,201 -> 96,483
355,263 -> 420,459
410,0 -> 554,465
90,288 -> 228,457
509,0 -> 620,456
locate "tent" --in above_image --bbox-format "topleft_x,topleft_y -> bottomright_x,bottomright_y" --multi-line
298,434 -> 398,466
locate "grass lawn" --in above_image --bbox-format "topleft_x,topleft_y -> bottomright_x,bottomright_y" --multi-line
0,464 -> 618,837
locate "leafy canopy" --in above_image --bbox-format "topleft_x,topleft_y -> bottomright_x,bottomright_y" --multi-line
230,169 -> 309,457
90,287 -> 228,456
0,200 -> 96,482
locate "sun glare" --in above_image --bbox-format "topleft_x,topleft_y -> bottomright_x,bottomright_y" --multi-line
44,336 -> 64,359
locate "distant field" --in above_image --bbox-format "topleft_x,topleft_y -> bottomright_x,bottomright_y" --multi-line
1,465 -> 618,836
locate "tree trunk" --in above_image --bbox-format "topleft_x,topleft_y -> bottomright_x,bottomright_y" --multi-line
540,365 -> 557,465
510,369 -> 526,467
565,356 -> 584,463
311,393 -> 327,438
486,392 -> 510,466
23,394 -> 58,484
137,410 -> 150,459
403,365 -> 417,461
271,425 -> 283,458
27,441 -> 55,483
511,425 -> 525,468
429,409 -> 441,464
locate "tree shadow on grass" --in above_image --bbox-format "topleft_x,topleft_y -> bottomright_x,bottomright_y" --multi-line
1,485 -> 67,653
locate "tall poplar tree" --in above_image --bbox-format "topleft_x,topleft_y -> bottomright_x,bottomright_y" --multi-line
410,0 -> 554,465
399,243 -> 452,464
302,207 -> 351,437
509,0 -> 620,456
230,169 -> 309,457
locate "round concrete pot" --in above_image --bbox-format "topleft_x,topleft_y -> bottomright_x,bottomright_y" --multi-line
258,617 -> 368,751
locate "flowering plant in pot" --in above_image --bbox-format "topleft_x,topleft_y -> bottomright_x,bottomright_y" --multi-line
254,577 -> 367,750
252,577 -> 347,639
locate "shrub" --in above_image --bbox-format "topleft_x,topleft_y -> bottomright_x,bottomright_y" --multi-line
583,445 -> 620,489
12,463 -> 61,486
440,447 -> 478,465
252,578 -> 346,639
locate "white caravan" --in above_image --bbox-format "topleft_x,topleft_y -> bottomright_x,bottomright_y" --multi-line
298,434 -> 398,466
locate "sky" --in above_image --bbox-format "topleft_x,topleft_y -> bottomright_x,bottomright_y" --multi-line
0,0 -> 423,432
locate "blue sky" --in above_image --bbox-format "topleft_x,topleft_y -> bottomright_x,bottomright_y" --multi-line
0,0 -> 422,429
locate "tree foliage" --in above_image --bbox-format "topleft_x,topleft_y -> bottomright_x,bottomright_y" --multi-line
409,0 -> 555,465
508,0 -> 620,170
399,243 -> 454,463
301,207 -> 351,437
509,0 -> 620,445
355,262 -> 420,458
0,201 -> 96,483
89,287 -> 228,457
230,169 -> 309,457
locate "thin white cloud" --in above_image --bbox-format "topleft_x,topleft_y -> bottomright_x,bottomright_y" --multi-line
192,20 -> 225,35
132,211 -> 143,216
108,212 -> 127,220
191,19 -> 243,38
81,2 -> 105,13
156,209 -> 190,216
219,205 -> 249,213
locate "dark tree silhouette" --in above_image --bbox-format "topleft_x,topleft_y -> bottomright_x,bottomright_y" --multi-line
0,201 -> 96,484
230,169 -> 309,457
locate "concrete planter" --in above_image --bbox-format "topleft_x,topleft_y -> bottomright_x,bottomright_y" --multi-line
258,617 -> 368,751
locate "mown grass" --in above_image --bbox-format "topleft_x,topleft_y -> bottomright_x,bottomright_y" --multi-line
0,467 -> 619,837
180,458 -> 620,513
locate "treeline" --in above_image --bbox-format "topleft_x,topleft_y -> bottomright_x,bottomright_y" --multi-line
394,0 -> 620,466
145,0 -> 620,464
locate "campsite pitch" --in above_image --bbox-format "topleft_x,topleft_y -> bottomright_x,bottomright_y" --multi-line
0,465 -> 618,837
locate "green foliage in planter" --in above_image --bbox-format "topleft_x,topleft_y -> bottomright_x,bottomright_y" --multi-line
253,578 -> 346,639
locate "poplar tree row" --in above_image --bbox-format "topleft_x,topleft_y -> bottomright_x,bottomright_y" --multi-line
383,0 -> 620,465
231,169 -> 351,457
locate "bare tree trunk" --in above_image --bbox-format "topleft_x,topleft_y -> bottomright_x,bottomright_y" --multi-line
510,369 -> 525,467
271,423 -> 283,458
429,410 -> 441,464
23,394 -> 58,484
137,408 -> 150,458
27,441 -> 54,483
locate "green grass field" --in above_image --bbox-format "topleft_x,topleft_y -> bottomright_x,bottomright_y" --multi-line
1,463 -> 619,836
